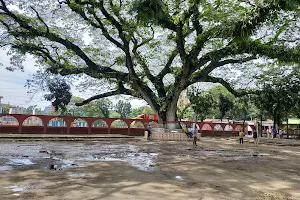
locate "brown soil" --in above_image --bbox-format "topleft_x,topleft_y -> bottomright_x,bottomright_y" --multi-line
0,137 -> 299,200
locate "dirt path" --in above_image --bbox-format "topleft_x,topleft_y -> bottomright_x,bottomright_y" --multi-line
0,137 -> 299,200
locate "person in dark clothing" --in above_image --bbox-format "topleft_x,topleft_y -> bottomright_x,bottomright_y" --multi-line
253,130 -> 258,146
146,124 -> 152,140
273,128 -> 277,138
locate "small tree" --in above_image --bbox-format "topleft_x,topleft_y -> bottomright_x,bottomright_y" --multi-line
188,88 -> 216,121
218,94 -> 234,122
44,77 -> 72,112
115,100 -> 132,118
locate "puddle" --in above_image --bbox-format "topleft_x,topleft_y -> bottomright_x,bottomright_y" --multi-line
175,176 -> 184,181
3,185 -> 36,192
66,172 -> 97,178
83,147 -> 158,171
7,158 -> 35,166
0,143 -> 158,172
0,166 -> 12,171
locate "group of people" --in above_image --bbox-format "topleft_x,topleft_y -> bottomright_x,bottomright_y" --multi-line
147,124 -> 280,147
239,128 -> 280,146
239,130 -> 258,146
146,124 -> 199,146
264,128 -> 278,138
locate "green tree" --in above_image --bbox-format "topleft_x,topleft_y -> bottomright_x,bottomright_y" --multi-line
44,77 -> 72,111
130,106 -> 155,118
187,87 -> 216,121
130,107 -> 144,118
253,82 -> 300,131
1,0 -> 299,127
115,100 -> 132,118
1,104 -> 10,114
218,94 -> 234,122
57,96 -> 112,117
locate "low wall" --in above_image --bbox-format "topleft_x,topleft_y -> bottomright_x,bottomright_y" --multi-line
0,125 -> 145,136
145,129 -> 240,141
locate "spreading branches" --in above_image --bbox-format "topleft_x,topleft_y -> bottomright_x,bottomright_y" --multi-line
243,40 -> 300,63
30,6 -> 49,33
0,1 -> 128,80
157,49 -> 178,80
75,82 -> 134,106
201,55 -> 257,76
66,1 -> 124,49
206,76 -> 256,97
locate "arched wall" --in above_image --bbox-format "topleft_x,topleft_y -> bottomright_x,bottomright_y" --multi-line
0,114 -> 249,136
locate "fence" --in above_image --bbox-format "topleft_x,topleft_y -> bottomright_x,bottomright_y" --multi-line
0,114 -> 249,136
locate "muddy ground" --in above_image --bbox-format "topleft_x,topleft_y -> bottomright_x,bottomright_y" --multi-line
0,137 -> 299,200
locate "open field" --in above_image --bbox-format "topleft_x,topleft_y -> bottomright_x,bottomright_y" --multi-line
0,137 -> 299,200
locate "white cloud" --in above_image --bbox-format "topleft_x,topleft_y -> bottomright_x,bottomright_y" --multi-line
0,49 -> 52,108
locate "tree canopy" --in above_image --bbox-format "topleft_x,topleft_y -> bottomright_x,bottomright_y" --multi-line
0,0 -> 299,124
114,100 -> 132,118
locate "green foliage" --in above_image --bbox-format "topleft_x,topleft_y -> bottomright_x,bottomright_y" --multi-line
130,106 -> 155,118
44,77 -> 72,111
252,80 -> 300,127
188,85 -> 261,121
115,100 -> 132,118
57,96 -> 112,118
1,104 -> 10,114
1,0 -> 300,123
187,87 -> 217,121
177,105 -> 193,120
218,94 -> 234,120
130,0 -> 166,25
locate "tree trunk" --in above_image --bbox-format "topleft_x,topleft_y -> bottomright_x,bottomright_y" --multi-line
156,103 -> 181,130
286,113 -> 289,139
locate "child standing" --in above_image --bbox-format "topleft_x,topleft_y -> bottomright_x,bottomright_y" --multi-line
239,131 -> 244,144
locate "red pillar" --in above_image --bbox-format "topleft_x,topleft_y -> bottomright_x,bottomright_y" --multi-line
108,124 -> 111,134
43,125 -> 47,134
18,125 -> 22,134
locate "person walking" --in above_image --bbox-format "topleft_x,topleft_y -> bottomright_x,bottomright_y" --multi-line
146,124 -> 152,140
266,128 -> 270,138
239,131 -> 244,144
253,130 -> 258,146
273,128 -> 277,139
193,127 -> 198,146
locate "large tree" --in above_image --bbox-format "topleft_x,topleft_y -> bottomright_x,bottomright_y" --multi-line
0,0 -> 299,127
252,65 -> 300,130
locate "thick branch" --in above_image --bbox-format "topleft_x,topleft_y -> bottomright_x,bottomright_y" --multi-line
157,49 -> 178,80
75,85 -> 133,106
201,55 -> 257,76
0,3 -> 129,80
206,76 -> 257,97
98,1 -> 128,44
244,41 -> 300,63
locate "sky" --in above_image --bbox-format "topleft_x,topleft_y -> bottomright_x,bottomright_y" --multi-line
0,49 -> 147,110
